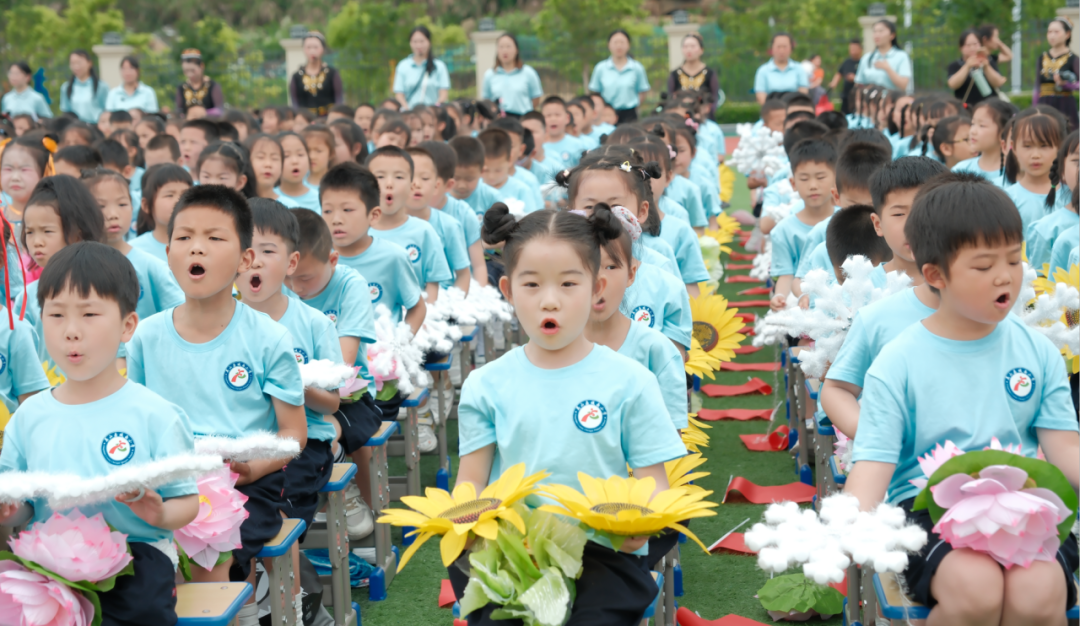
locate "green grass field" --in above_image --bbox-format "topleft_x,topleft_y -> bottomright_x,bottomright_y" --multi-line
351,175 -> 845,625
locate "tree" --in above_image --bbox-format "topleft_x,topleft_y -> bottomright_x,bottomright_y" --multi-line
536,0 -> 647,90
327,1 -> 427,102
3,0 -> 124,70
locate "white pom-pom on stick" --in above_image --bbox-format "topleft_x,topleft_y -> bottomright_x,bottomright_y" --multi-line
194,432 -> 301,462
299,359 -> 357,390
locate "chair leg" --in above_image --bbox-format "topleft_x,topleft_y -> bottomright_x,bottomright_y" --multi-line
327,490 -> 350,625
268,552 -> 296,626
663,549 -> 676,626
368,442 -> 395,587
404,405 -> 420,497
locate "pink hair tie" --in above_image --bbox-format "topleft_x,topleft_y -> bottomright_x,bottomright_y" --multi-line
610,205 -> 642,242
684,116 -> 700,132
668,146 -> 677,159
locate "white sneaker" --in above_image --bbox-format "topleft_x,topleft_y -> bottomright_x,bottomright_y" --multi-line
351,547 -> 377,563
432,385 -> 454,423
313,511 -> 326,523
417,419 -> 437,453
343,482 -> 374,540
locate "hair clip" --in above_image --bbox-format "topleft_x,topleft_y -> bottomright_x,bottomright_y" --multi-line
610,205 -> 642,242
42,137 -> 57,153
562,169 -> 570,179
668,145 -> 677,160
684,116 -> 700,132
620,161 -> 632,173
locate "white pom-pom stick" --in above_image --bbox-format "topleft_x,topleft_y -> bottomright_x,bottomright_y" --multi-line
194,433 -> 301,462
299,359 -> 357,390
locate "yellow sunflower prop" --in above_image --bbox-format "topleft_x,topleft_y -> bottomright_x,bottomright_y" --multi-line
665,453 -> 710,493
377,463 -> 549,571
715,212 -> 741,238
680,415 -> 711,453
1034,264 -> 1079,373
539,474 -> 717,552
689,293 -> 746,366
685,337 -> 722,380
43,361 -> 65,386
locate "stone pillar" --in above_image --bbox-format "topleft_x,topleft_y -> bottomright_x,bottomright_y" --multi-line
663,23 -> 702,72
857,15 -> 897,55
470,29 -> 504,99
91,44 -> 133,91
280,38 -> 305,94
1057,5 -> 1080,56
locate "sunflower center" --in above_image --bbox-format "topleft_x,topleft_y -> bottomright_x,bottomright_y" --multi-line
1066,308 -> 1078,329
590,502 -> 654,516
693,321 -> 720,352
440,498 -> 503,524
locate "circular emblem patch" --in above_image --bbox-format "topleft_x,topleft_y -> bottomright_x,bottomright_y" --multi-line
369,282 -> 383,303
573,400 -> 608,434
224,361 -> 254,391
405,244 -> 421,263
630,305 -> 656,328
1004,367 -> 1035,401
0,353 -> 7,376
101,432 -> 136,465
293,348 -> 308,364
324,309 -> 338,324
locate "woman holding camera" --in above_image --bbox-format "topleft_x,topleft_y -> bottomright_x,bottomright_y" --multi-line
1035,18 -> 1078,130
947,28 -> 1006,108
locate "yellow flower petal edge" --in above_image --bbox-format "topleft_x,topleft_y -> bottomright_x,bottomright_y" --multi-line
665,453 -> 710,491
1030,264 -> 1079,374
689,293 -> 746,365
376,463 -> 550,571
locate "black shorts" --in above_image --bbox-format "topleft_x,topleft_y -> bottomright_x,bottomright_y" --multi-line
373,389 -> 405,421
335,392 -> 383,454
899,498 -> 1079,609
485,254 -> 506,289
99,541 -> 178,626
282,439 -> 334,536
230,470 -> 286,581
448,541 -> 658,626
647,527 -> 682,570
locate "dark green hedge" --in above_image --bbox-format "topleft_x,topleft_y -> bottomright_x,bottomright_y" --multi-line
713,100 -> 843,125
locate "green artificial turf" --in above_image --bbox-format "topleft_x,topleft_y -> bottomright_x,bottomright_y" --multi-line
352,173 -> 845,625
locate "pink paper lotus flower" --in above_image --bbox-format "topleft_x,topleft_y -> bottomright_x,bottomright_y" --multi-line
336,366 -> 367,399
931,464 -> 1067,569
9,510 -> 132,583
908,441 -> 964,490
174,467 -> 249,571
985,437 -> 1022,454
833,430 -> 852,472
0,560 -> 94,626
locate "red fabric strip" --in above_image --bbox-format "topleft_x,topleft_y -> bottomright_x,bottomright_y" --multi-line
724,263 -> 754,270
439,579 -> 456,608
725,275 -> 762,283
737,425 -> 790,451
720,361 -> 781,372
733,345 -> 762,355
738,286 -> 771,295
731,300 -> 771,308
729,252 -> 758,261
701,377 -> 772,397
697,408 -> 772,421
708,532 -> 755,555
723,476 -> 815,504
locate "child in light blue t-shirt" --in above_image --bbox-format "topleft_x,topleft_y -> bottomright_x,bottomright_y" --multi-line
418,140 -> 488,286
843,176 -> 1079,620
405,147 -> 471,291
274,132 -> 321,211
131,164 -> 194,264
478,128 -> 543,216
0,309 -> 49,412
448,136 -> 507,218
125,185 -> 306,587
0,242 -> 199,625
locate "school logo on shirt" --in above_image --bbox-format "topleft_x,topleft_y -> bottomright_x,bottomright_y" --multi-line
630,305 -> 656,328
101,432 -> 136,465
561,152 -> 571,162
224,361 -> 254,391
0,353 -> 6,376
573,400 -> 608,434
405,244 -> 422,264
369,283 -> 383,303
324,310 -> 338,324
293,348 -> 309,364
1004,367 -> 1036,401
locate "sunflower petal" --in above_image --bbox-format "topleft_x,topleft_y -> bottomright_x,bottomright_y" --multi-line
439,530 -> 469,567
397,531 -> 435,572
472,519 -> 500,540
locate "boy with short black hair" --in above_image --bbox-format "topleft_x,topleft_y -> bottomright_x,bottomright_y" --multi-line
565,99 -> 599,151
520,111 -> 564,185
179,119 -> 221,169
759,98 -> 788,134
769,139 -> 838,310
448,136 -> 506,218
418,140 -> 488,285
365,146 -> 452,303
145,134 -> 180,167
843,175 -> 1079,623
125,185 -> 307,609
95,138 -> 135,179
759,119 -> 831,233
824,204 -> 893,276
489,118 -> 544,203
54,144 -> 103,178
540,96 -> 587,167
405,146 -> 471,293
477,127 -> 539,214
109,110 -> 134,131
1,242 -> 200,626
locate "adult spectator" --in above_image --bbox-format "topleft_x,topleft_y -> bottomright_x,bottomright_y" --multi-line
105,56 -> 159,113
947,29 -> 1007,108
393,26 -> 450,109
855,20 -> 912,94
588,29 -> 651,124
60,49 -> 109,124
481,33 -> 543,117
175,49 -> 224,118
1034,18 -> 1079,129
290,31 -> 343,117
977,24 -> 1013,64
829,39 -> 862,114
753,33 -> 808,105
667,33 -> 720,115
2,62 -> 51,121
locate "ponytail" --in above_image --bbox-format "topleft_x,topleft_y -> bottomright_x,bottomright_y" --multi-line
1045,130 -> 1079,209
1046,157 -> 1061,209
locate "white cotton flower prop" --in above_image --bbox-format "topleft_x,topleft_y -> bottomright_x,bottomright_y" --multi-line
413,305 -> 463,356
752,256 -> 911,377
1012,261 -> 1039,317
1017,278 -> 1080,355
762,195 -> 799,225
745,494 -> 927,584
194,433 -> 301,462
0,453 -> 226,509
427,282 -> 514,343
367,304 -> 429,396
728,124 -> 786,178
503,197 -> 527,220
299,359 -> 357,390
749,239 -> 772,282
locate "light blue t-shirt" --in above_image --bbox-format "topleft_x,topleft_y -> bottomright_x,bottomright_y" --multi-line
761,180 -> 800,215
853,316 -> 1078,504
0,312 -> 49,412
275,297 -> 344,442
623,262 -> 693,349
689,159 -> 721,218
1005,183 -> 1054,233
371,215 -> 453,287
14,281 -> 47,369
438,196 -> 481,247
771,213 -> 822,277
58,77 -> 110,124
1027,208 -> 1078,271
617,320 -> 688,429
491,175 -> 540,214
826,287 -> 936,389
659,215 -> 709,284
544,135 -> 589,169
0,381 -> 198,543
753,59 -> 808,95
126,302 -> 304,439
641,235 -> 681,278
588,58 -> 650,111
481,65 -> 543,116
105,83 -> 159,113
296,264 -> 377,380
792,210 -> 841,278
337,237 -> 421,321
664,176 -> 707,228
130,232 -> 168,264
508,167 -> 544,213
393,57 -> 451,108
462,180 -> 506,218
529,152 -> 566,185
1069,246 -> 1079,270
951,157 -> 1007,188
660,196 -> 690,224
1,89 -> 52,120
698,120 -> 726,160
1048,224 -> 1080,276
274,185 -> 321,212
423,209 -> 470,288
855,47 -> 914,94
0,242 -> 25,307
127,247 -> 184,323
